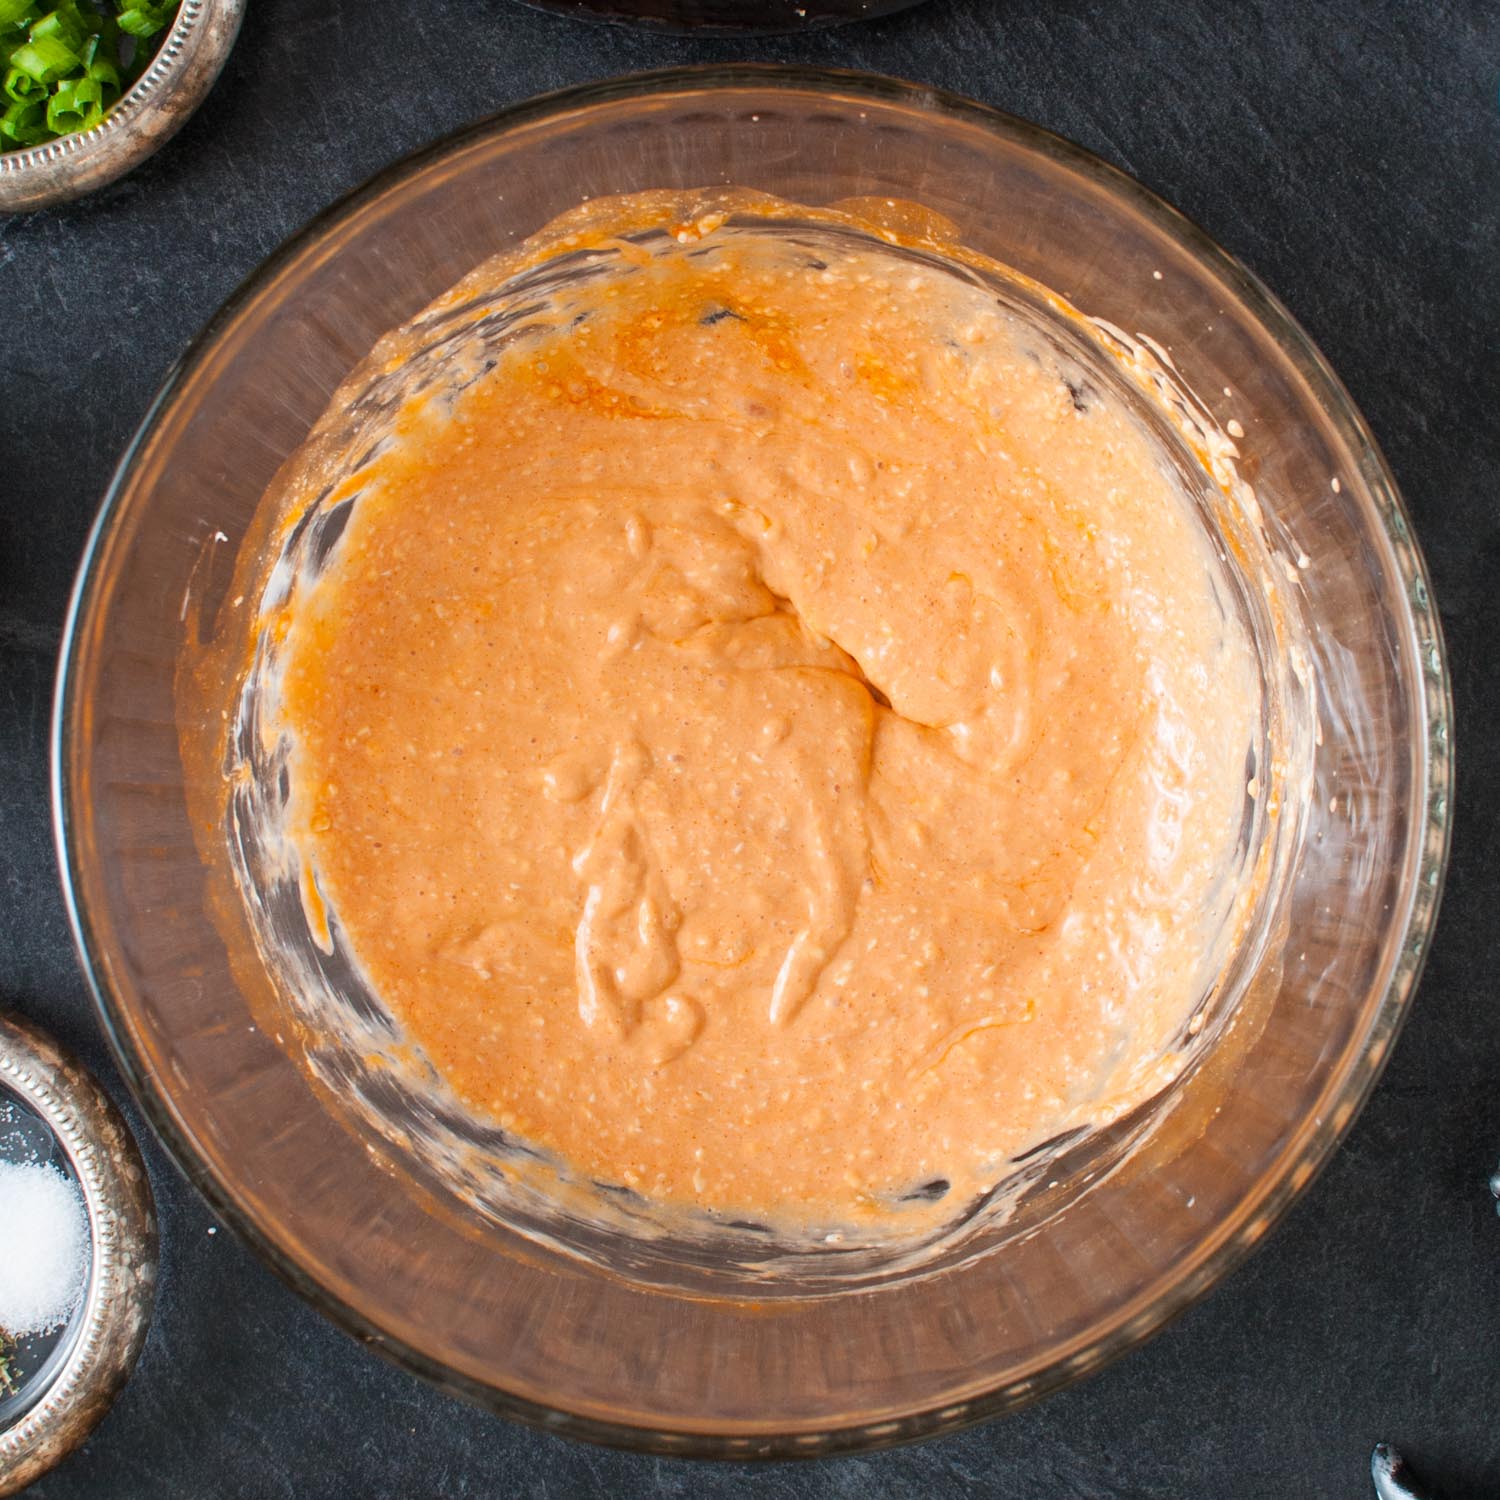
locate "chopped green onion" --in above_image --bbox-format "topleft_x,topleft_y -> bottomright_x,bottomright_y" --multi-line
31,7 -> 89,52
81,33 -> 116,93
0,93 -> 46,144
116,2 -> 172,38
9,33 -> 79,83
0,0 -> 179,151
3,62 -> 43,101
46,70 -> 100,131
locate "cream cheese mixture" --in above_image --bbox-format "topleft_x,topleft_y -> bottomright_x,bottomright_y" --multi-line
264,199 -> 1260,1226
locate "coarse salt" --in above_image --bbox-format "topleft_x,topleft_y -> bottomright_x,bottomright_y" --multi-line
0,1162 -> 90,1338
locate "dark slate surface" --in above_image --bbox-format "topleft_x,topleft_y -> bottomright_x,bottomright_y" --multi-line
3,1 -> 1497,1495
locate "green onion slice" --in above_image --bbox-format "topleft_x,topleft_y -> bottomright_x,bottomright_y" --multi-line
46,72 -> 102,131
9,33 -> 80,84
0,93 -> 46,144
116,3 -> 173,39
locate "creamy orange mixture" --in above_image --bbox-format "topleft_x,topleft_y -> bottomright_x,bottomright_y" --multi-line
272,215 -> 1258,1226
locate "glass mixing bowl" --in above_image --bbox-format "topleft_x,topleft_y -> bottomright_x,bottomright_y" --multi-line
53,67 -> 1452,1456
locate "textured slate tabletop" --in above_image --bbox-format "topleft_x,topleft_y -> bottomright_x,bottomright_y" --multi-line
4,1 -> 1498,1495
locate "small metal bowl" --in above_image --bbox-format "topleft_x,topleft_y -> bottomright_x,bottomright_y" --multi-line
0,1013 -> 156,1497
0,0 -> 245,214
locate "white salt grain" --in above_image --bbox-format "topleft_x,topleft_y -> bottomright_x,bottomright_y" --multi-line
0,1162 -> 90,1337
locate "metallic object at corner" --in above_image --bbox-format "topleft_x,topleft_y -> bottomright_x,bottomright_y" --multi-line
0,1012 -> 157,1497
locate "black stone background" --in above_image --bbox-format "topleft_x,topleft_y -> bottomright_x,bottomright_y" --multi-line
3,1 -> 1498,1495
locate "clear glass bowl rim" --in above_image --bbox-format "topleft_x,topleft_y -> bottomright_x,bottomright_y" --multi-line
51,64 -> 1455,1458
